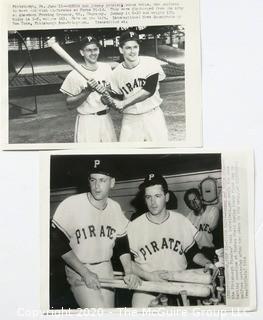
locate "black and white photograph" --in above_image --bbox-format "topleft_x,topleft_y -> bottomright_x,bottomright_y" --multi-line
7,26 -> 187,147
47,152 -> 225,310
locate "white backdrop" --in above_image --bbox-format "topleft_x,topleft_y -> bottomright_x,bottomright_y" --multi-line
0,0 -> 263,319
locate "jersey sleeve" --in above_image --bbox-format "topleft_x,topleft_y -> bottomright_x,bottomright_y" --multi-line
127,222 -> 139,258
60,70 -> 84,96
52,198 -> 75,240
182,217 -> 200,253
207,206 -> 220,231
150,57 -> 166,82
114,203 -> 129,238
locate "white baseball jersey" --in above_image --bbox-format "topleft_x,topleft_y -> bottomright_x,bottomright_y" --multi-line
111,56 -> 165,115
60,62 -> 112,114
52,193 -> 129,264
127,211 -> 198,273
187,206 -> 220,249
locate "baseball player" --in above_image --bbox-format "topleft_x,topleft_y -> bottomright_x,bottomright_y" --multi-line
60,36 -> 117,143
104,30 -> 168,142
127,173 -> 215,307
52,159 -> 140,308
184,188 -> 220,261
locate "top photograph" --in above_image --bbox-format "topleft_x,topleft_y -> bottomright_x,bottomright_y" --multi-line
2,0 -> 202,149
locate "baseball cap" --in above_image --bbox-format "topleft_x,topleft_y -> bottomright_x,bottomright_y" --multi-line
119,31 -> 140,46
89,159 -> 114,177
139,173 -> 168,193
79,36 -> 101,50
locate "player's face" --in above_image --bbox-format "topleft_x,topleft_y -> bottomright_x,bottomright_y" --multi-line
80,43 -> 100,64
89,173 -> 115,200
187,192 -> 203,212
119,40 -> 140,63
144,184 -> 169,216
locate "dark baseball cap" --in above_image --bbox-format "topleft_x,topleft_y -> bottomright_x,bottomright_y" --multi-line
79,36 -> 101,50
119,31 -> 140,46
89,159 -> 114,177
139,173 -> 168,193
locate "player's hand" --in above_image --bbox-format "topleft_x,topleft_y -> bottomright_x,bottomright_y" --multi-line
87,79 -> 107,94
114,100 -> 125,111
101,93 -> 116,108
204,262 -> 217,273
123,273 -> 142,289
81,269 -> 101,290
148,270 -> 168,282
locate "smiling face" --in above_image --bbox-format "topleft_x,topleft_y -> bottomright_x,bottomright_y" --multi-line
80,43 -> 100,64
119,40 -> 140,64
88,173 -> 115,201
144,184 -> 169,216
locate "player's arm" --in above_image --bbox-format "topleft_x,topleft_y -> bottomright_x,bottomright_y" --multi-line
62,250 -> 100,289
52,224 -> 100,289
185,242 -> 215,272
208,207 -> 220,231
114,73 -> 159,110
115,235 -> 142,289
130,261 -> 168,282
65,86 -> 94,110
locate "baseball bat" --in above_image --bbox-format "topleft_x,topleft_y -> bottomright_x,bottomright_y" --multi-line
180,290 -> 189,306
162,268 -> 212,285
99,278 -> 211,297
47,37 -> 108,95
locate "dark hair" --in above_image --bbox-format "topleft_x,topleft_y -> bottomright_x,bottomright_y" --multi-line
140,174 -> 168,195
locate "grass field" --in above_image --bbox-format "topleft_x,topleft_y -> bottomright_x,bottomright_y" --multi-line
9,79 -> 185,144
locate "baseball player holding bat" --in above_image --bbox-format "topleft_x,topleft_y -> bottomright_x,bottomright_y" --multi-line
184,188 -> 221,262
102,31 -> 169,142
52,159 -> 140,308
59,36 -> 117,143
127,173 -> 216,307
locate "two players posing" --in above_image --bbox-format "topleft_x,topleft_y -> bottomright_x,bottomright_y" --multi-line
53,162 -> 219,308
61,31 -> 168,143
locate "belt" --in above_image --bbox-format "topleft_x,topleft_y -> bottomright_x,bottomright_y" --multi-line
87,109 -> 109,116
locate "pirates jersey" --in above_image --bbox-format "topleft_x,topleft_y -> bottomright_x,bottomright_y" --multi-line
111,56 -> 165,114
52,193 -> 128,264
187,206 -> 220,249
60,62 -> 112,114
127,211 -> 199,273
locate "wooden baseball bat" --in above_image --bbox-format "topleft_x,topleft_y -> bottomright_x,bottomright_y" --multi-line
180,290 -> 189,306
99,278 -> 211,297
47,37 -> 108,95
161,268 -> 212,285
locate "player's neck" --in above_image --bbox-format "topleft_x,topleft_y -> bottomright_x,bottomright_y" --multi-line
87,192 -> 108,210
194,206 -> 205,215
123,58 -> 140,69
147,209 -> 169,224
83,60 -> 98,71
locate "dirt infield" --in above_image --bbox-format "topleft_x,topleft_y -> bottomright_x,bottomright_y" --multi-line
8,80 -> 185,144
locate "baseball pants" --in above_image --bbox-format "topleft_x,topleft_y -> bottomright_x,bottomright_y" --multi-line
74,113 -> 117,143
65,261 -> 114,308
120,107 -> 168,142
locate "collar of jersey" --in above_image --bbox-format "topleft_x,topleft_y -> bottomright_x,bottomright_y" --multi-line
122,58 -> 140,70
87,192 -> 108,211
81,64 -> 98,72
145,210 -> 170,225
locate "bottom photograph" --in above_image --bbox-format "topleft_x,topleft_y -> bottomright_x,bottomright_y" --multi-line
46,152 -> 225,309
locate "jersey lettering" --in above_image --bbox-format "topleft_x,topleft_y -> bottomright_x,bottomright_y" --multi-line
139,237 -> 183,261
199,223 -> 211,233
121,78 -> 146,95
75,225 -> 116,244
